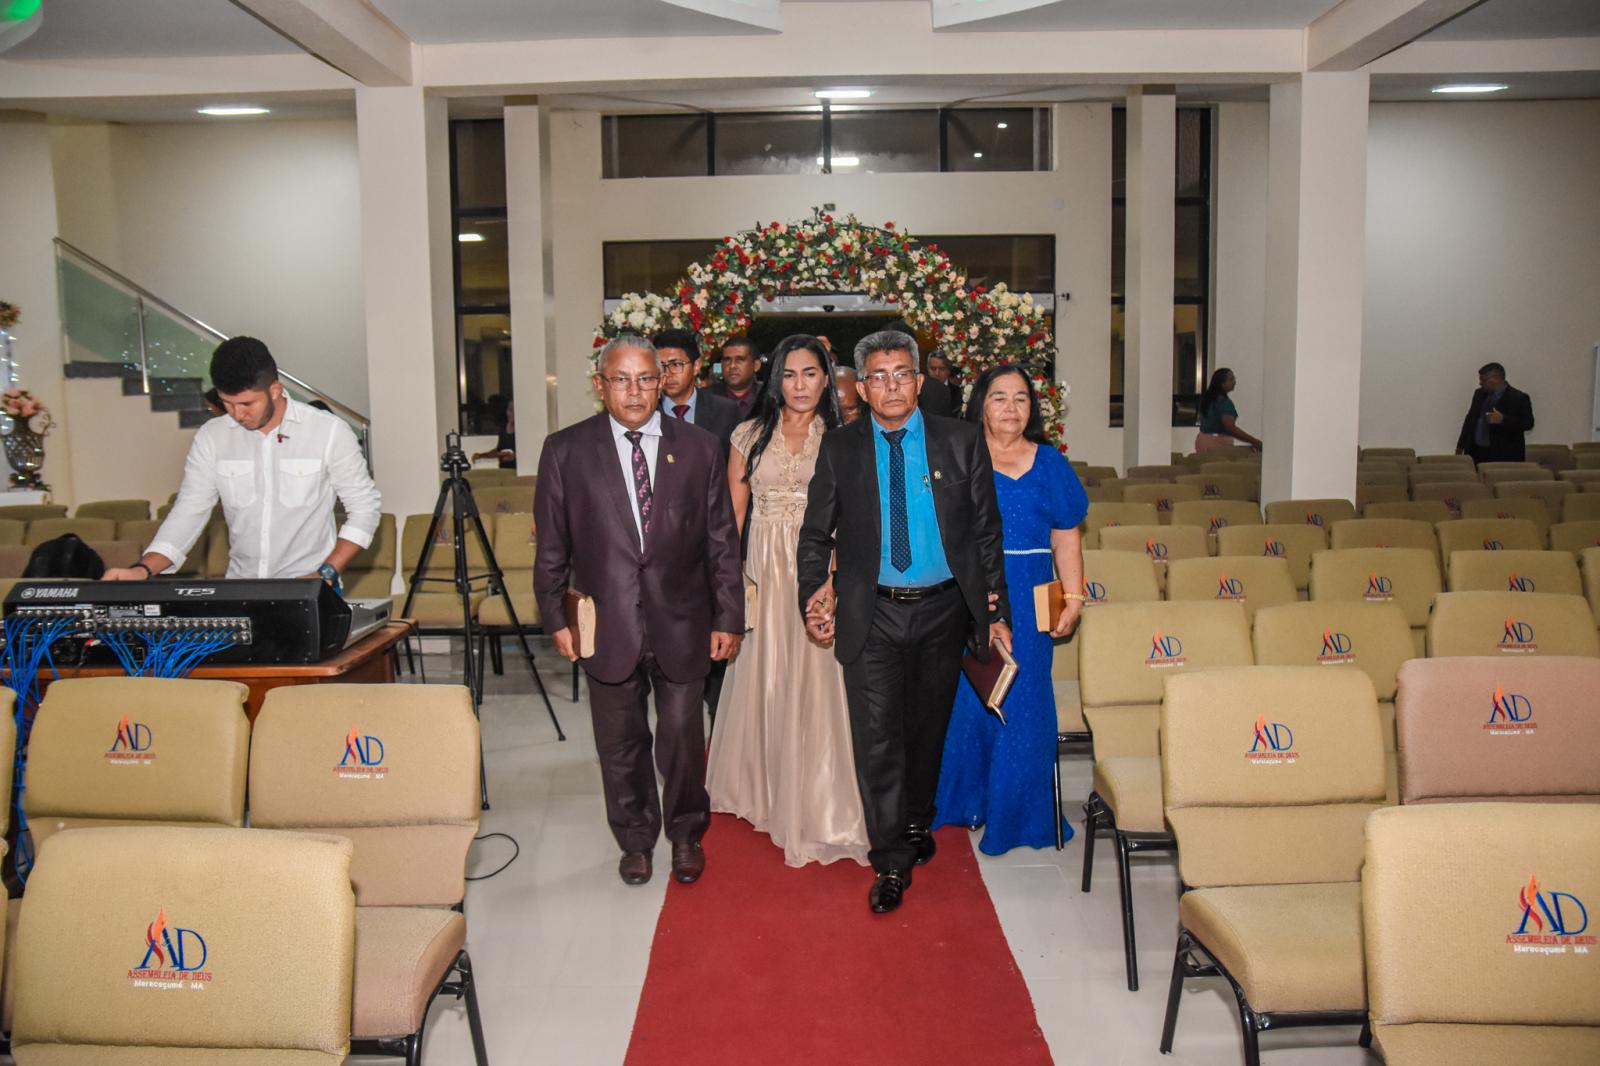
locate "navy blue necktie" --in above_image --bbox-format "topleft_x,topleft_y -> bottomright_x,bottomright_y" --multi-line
885,429 -> 912,573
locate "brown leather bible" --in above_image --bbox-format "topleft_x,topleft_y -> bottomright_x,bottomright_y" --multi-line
961,640 -> 1019,724
1033,581 -> 1065,633
563,590 -> 596,659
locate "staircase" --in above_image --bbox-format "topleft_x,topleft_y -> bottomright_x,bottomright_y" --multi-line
62,361 -> 213,428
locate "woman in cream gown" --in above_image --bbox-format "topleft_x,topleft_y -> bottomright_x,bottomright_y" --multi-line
707,334 -> 869,867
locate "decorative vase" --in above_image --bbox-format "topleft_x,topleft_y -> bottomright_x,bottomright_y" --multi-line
2,423 -> 46,490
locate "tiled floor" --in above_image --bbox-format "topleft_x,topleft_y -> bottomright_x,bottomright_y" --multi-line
372,642 -> 1377,1066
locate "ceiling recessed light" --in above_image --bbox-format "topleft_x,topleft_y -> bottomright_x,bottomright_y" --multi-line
814,89 -> 872,100
1430,83 -> 1508,94
973,152 -> 984,159
458,233 -> 486,243
818,156 -> 860,167
197,106 -> 270,116
996,122 -> 1009,129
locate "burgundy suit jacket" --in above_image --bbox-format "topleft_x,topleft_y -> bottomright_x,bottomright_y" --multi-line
534,413 -> 743,685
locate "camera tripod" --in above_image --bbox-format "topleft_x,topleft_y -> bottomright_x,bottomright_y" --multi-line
400,432 -> 566,810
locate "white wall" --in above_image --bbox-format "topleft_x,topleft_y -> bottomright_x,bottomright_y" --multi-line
1361,100 -> 1600,450
1211,102 -> 1268,439
52,117 -> 369,414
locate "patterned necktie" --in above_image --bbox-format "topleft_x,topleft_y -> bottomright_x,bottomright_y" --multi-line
624,430 -> 653,541
673,404 -> 689,420
885,428 -> 912,573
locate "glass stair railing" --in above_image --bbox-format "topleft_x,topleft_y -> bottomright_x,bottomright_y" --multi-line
54,238 -> 371,461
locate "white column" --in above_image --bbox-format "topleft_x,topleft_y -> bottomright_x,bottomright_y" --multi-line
1260,73 -> 1370,504
504,98 -> 557,469
355,85 -> 456,521
0,113 -> 74,504
1122,88 -> 1176,471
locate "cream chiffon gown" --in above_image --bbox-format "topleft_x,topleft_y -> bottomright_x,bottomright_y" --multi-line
706,418 -> 869,867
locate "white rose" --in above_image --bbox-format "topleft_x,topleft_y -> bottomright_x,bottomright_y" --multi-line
627,311 -> 646,328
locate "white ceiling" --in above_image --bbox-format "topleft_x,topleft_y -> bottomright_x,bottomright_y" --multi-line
933,0 -> 1341,33
1424,0 -> 1600,42
369,0 -> 779,44
4,0 -> 298,59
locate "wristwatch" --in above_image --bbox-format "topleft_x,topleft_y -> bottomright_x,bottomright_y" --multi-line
317,562 -> 343,593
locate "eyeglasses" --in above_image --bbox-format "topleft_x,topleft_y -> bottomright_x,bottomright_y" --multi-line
600,374 -> 661,392
862,369 -> 918,388
660,359 -> 692,373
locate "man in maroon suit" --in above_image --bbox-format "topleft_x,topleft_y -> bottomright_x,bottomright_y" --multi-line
534,334 -> 744,886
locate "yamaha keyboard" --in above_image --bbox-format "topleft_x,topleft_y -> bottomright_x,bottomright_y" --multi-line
3,578 -> 357,666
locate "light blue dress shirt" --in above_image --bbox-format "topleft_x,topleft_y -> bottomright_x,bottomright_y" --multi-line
661,390 -> 698,424
873,408 -> 954,587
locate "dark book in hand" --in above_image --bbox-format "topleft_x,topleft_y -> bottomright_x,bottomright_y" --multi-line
961,640 -> 1019,724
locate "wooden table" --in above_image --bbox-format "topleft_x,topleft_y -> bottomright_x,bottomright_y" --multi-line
34,621 -> 414,724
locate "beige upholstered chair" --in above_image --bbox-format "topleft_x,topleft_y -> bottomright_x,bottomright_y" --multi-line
1159,667 -> 1385,1064
342,512 -> 398,599
1330,518 -> 1440,566
1127,464 -> 1179,481
1084,480 -> 1125,503
1412,480 -> 1491,517
1123,482 -> 1201,523
1496,478 -> 1575,519
1479,461 -> 1553,485
0,505 -> 65,523
1077,601 -> 1253,990
1165,555 -> 1295,622
1362,804 -> 1600,1065
1078,464 -> 1117,488
83,539 -> 143,569
472,484 -> 535,518
476,511 -> 539,630
1562,494 -> 1600,523
1461,497 -> 1553,542
1525,442 -> 1575,472
1356,483 -> 1409,510
1394,657 -> 1600,804
1409,463 -> 1477,486
1436,517 -> 1543,557
463,467 -> 514,487
1168,499 -> 1262,538
394,513 -> 489,627
72,499 -> 151,523
1216,523 -> 1329,593
1585,546 -> 1600,623
249,684 -> 488,1065
1098,524 -> 1209,567
1263,498 -> 1357,529
1356,465 -> 1406,486
11,827 -> 356,1065
1175,472 -> 1255,502
1558,469 -> 1600,489
21,517 -> 117,546
1361,447 -> 1416,464
1080,501 -> 1158,548
1200,462 -> 1262,502
0,519 -> 22,546
1426,591 -> 1600,658
1310,547 -> 1441,657
1550,520 -> 1600,556
1414,453 -> 1475,470
1447,549 -> 1581,596
1361,500 -> 1451,524
110,518 -> 210,577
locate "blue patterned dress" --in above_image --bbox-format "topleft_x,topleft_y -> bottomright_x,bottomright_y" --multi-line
933,444 -> 1089,854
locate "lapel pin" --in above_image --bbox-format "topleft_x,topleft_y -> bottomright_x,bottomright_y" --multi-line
933,470 -> 943,480
666,454 -> 676,464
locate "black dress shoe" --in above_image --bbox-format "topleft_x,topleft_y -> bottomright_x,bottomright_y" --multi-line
619,851 -> 652,885
906,825 -> 937,866
671,841 -> 705,884
869,869 -> 911,914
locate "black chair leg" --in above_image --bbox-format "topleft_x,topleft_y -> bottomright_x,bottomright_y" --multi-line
1115,829 -> 1139,991
405,1033 -> 422,1066
489,635 -> 504,676
1237,997 -> 1262,1066
1358,1020 -> 1372,1048
1080,793 -> 1102,893
571,661 -> 580,702
1159,929 -> 1190,1054
459,950 -> 490,1066
1052,753 -> 1065,850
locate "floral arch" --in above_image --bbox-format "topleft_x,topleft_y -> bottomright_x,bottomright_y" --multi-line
593,209 -> 1066,448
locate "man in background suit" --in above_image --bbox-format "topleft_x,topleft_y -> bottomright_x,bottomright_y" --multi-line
535,334 -> 744,887
798,330 -> 1011,914
655,328 -> 741,453
710,335 -> 763,421
1456,361 -> 1535,464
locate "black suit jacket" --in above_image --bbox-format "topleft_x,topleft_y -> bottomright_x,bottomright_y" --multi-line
671,388 -> 739,455
1456,383 -> 1534,463
797,413 -> 1010,664
709,380 -> 760,422
533,414 -> 743,685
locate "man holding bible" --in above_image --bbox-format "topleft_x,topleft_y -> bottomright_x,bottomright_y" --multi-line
534,334 -> 744,888
797,330 -> 1011,914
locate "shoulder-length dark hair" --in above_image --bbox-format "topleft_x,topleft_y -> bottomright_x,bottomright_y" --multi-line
1198,367 -> 1233,419
741,334 -> 841,480
965,363 -> 1046,444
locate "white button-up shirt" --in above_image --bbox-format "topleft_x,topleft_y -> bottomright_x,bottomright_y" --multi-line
609,412 -> 661,550
147,398 -> 381,579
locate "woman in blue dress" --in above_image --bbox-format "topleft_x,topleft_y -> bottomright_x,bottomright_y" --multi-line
933,364 -> 1088,854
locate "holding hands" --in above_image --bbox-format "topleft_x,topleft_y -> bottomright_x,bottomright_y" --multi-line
805,579 -> 836,647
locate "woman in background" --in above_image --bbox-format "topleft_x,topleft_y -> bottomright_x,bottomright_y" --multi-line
706,334 -> 867,867
1195,367 -> 1262,452
933,365 -> 1087,854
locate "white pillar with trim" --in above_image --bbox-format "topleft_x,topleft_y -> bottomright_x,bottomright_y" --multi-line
504,98 -> 558,469
1122,88 -> 1176,472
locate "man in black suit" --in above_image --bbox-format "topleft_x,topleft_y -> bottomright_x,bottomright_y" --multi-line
1456,361 -> 1535,464
653,328 -> 741,453
797,330 -> 1011,914
709,335 -> 762,421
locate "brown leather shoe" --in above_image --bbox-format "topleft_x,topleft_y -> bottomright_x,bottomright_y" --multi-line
619,851 -> 652,885
670,841 -> 705,884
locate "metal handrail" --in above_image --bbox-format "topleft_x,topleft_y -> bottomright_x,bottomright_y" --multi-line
52,237 -> 371,429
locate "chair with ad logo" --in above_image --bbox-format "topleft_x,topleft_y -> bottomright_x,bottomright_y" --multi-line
1099,526 -> 1211,590
1164,556 -> 1296,623
1356,483 -> 1409,511
1080,501 -> 1159,549
1549,520 -> 1600,556
1310,548 -> 1442,658
1426,591 -> 1600,659
10,826 -> 356,1065
1460,497 -> 1553,544
1411,480 -> 1490,517
1123,483 -> 1202,524
1216,524 -> 1329,596
1252,600 -> 1414,802
1175,472 -> 1255,503
1478,462 -> 1553,486
1447,549 -> 1582,597
1495,478 -> 1575,520
1077,600 -> 1254,990
1361,500 -> 1451,525
248,684 -> 489,1066
1436,517 -> 1543,558
1168,499 -> 1263,541
1329,518 -> 1441,568
1394,657 -> 1600,805
1585,547 -> 1600,624
1158,667 -> 1386,1065
1361,804 -> 1600,1066
1263,499 -> 1358,530
1562,493 -> 1600,523
1200,462 -> 1262,501
471,485 -> 536,519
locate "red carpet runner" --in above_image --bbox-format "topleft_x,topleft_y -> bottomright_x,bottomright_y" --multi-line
624,815 -> 1055,1065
